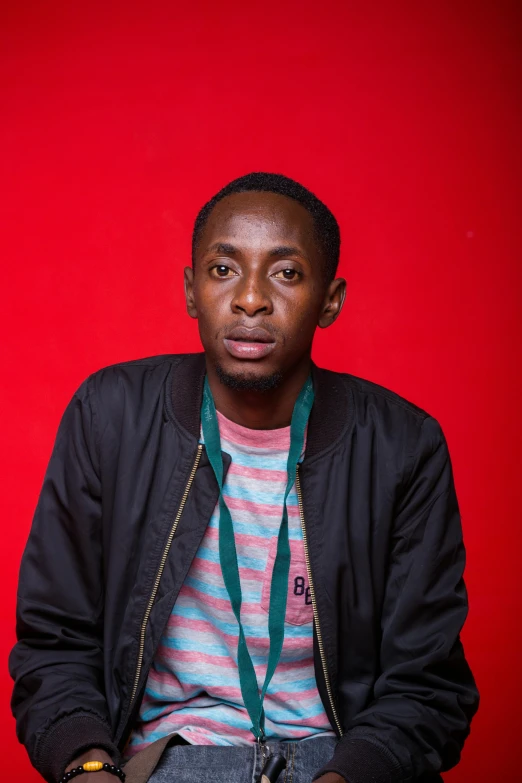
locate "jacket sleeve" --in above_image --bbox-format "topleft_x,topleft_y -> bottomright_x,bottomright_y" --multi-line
315,416 -> 479,783
9,377 -> 120,783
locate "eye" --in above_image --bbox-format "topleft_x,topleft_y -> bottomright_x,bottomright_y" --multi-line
272,268 -> 300,281
211,264 -> 237,278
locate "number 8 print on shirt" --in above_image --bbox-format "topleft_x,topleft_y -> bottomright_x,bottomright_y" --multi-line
261,538 -> 313,626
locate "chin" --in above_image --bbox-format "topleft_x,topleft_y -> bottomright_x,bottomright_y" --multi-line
215,362 -> 283,392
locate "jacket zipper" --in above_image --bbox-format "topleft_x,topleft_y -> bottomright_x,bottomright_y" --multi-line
128,444 -> 203,710
296,466 -> 343,737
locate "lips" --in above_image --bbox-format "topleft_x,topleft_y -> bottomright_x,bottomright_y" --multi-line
225,326 -> 274,343
223,325 -> 276,360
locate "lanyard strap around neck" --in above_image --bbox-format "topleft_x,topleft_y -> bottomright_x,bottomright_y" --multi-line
201,376 -> 314,742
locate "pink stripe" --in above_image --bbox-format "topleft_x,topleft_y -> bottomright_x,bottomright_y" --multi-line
150,661 -> 321,706
166,616 -> 314,664
262,657 -> 314,673
203,525 -> 272,549
165,613 -> 316,654
202,527 -> 305,557
273,711 -> 333,729
148,660 -> 321,707
148,668 -> 243,699
179,585 -> 264,614
227,462 -> 288,482
157,649 -> 316,688
275,724 -> 329,736
217,411 -> 292,450
159,648 -> 237,669
145,669 -> 183,690
190,555 -> 261,581
267,685 -> 323,701
159,712 -> 255,739
225,495 -> 300,517
130,703 -> 254,739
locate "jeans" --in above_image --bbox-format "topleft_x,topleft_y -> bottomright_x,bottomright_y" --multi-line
147,736 -> 338,783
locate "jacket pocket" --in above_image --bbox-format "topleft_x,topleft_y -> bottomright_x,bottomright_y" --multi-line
261,537 -> 314,626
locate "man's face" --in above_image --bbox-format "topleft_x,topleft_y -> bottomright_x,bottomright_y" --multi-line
185,191 -> 344,390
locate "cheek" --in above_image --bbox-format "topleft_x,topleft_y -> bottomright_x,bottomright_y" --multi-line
194,283 -> 226,315
278,297 -> 321,344
193,285 -> 232,340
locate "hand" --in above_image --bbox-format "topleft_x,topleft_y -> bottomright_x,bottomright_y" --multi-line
314,774 -> 347,783
64,747 -> 117,782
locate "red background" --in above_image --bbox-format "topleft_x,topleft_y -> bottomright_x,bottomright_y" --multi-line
1,1 -> 521,779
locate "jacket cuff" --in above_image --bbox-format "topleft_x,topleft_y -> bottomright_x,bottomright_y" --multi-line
313,736 -> 404,783
35,713 -> 120,782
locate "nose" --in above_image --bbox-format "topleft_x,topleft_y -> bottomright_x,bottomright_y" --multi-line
231,272 -> 273,317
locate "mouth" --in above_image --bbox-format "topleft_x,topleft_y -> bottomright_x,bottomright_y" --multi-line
223,326 -> 277,360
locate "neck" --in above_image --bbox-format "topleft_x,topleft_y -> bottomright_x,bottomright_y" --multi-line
205,357 -> 312,430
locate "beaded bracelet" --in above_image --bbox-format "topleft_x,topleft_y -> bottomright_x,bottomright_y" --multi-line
60,761 -> 126,782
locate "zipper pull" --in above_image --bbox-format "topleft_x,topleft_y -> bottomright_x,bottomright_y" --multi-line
259,751 -> 286,783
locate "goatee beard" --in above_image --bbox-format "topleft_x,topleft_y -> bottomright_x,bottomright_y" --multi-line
215,363 -> 283,392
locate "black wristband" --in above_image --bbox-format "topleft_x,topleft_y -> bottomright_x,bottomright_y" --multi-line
60,762 -> 126,782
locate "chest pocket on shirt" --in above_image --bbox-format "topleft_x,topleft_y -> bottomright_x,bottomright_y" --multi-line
261,537 -> 314,626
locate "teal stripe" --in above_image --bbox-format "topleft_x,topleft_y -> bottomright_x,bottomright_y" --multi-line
171,603 -> 314,639
184,575 -> 260,603
193,545 -> 266,572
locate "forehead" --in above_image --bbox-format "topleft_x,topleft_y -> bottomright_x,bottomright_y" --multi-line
198,191 -> 319,253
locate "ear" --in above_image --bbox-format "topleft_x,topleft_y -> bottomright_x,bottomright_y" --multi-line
318,277 -> 346,328
184,266 -> 198,319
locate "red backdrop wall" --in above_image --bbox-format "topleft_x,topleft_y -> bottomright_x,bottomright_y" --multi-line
1,1 -> 521,778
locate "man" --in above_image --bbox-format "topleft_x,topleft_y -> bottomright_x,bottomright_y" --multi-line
10,173 -> 479,783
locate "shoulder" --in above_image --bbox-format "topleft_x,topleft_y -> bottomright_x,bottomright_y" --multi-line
320,371 -> 450,498
88,353 -> 180,382
316,364 -> 430,419
314,365 -> 445,455
343,371 -> 429,419
345,371 -> 446,453
80,353 -> 199,422
84,352 -> 199,391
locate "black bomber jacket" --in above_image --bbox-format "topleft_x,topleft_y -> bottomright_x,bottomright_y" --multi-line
9,353 -> 479,783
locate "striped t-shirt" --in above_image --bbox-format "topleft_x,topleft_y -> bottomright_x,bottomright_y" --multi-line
124,411 -> 333,758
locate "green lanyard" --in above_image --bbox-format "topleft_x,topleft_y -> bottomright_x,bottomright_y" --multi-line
201,375 -> 314,743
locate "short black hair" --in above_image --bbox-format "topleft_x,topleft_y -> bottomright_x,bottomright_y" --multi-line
192,172 -> 340,282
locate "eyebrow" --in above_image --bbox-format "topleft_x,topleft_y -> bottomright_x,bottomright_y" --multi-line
269,245 -> 304,258
206,242 -> 238,254
205,242 -> 304,258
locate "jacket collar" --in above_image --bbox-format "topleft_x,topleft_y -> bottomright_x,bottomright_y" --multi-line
168,352 -> 352,459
